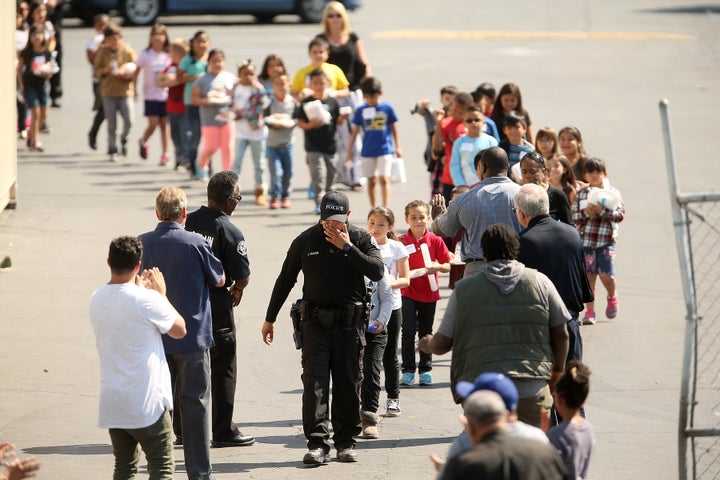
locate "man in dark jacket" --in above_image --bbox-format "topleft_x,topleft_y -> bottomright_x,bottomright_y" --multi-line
515,183 -> 594,365
262,191 -> 384,465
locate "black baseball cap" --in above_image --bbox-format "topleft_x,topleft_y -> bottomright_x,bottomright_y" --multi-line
320,191 -> 349,222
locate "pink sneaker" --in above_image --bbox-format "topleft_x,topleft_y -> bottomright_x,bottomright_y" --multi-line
269,198 -> 280,209
582,309 -> 596,325
606,295 -> 619,319
281,198 -> 291,208
159,153 -> 169,166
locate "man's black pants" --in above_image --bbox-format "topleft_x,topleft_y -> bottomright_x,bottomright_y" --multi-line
209,290 -> 238,441
301,317 -> 363,452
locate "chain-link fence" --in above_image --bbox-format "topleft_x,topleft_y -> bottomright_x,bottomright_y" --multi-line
661,100 -> 720,480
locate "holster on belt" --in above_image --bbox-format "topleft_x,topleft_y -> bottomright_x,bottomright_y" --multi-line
290,299 -> 307,350
349,301 -> 370,347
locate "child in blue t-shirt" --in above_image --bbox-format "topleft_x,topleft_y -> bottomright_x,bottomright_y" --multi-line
346,76 -> 402,208
449,106 -> 498,187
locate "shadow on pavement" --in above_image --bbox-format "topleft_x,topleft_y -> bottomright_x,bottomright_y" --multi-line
23,444 -> 112,455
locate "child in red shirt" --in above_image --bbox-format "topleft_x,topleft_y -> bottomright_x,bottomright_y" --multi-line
157,38 -> 189,170
431,92 -> 472,202
398,200 -> 451,387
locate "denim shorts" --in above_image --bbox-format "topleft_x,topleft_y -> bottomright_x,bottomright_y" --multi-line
24,84 -> 49,108
584,243 -> 616,276
144,100 -> 168,117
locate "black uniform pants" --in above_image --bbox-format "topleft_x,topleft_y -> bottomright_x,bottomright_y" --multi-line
209,290 -> 238,440
301,318 -> 363,452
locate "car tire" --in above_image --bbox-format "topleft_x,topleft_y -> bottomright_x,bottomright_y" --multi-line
73,7 -> 98,26
296,0 -> 329,23
121,0 -> 161,25
253,13 -> 277,23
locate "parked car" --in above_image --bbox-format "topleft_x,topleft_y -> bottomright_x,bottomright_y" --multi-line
69,0 -> 361,26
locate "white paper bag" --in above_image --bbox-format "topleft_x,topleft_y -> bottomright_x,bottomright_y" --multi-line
391,156 -> 407,183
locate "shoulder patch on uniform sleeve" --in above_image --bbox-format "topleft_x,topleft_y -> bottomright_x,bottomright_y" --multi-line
237,241 -> 248,256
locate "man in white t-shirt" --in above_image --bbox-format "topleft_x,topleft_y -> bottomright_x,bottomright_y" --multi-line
89,236 -> 186,479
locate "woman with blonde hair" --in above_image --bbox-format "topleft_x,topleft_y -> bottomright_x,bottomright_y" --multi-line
316,1 -> 372,190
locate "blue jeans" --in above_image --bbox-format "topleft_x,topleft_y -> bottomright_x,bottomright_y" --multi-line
108,409 -> 174,480
167,349 -> 213,480
233,138 -> 266,188
168,112 -> 189,167
267,145 -> 294,199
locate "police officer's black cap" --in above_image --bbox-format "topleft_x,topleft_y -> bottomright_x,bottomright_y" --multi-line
320,191 -> 349,222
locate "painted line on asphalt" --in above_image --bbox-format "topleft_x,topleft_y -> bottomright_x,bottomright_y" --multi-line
371,30 -> 694,41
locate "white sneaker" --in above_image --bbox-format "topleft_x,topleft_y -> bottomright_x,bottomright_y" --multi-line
386,398 -> 401,417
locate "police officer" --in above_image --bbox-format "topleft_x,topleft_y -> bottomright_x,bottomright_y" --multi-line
262,190 -> 384,465
185,171 -> 255,448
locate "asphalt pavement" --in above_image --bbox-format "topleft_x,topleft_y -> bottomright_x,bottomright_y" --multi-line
2,1 -> 720,478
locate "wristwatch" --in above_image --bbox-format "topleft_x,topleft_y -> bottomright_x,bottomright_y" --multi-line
342,243 -> 352,252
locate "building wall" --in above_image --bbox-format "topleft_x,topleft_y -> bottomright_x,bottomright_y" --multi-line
1,0 -> 18,210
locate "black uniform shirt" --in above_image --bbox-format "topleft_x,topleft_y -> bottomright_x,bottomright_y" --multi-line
265,222 -> 384,323
186,206 -> 250,290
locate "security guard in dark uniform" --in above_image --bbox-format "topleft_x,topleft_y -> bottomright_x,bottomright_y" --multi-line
262,191 -> 384,465
185,171 -> 255,448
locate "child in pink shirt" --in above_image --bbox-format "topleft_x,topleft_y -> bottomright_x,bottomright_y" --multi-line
135,24 -> 171,164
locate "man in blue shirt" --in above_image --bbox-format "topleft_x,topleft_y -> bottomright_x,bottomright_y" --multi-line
140,186 -> 225,480
431,146 -> 521,278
